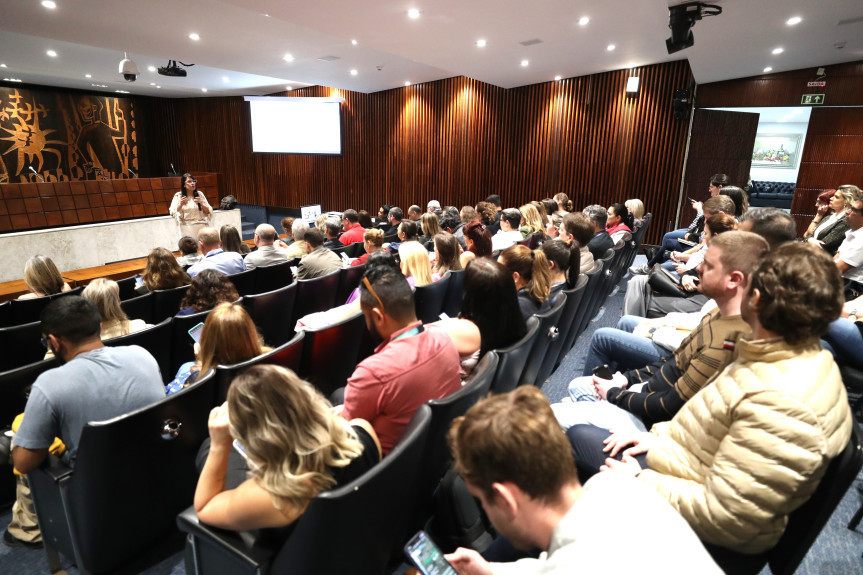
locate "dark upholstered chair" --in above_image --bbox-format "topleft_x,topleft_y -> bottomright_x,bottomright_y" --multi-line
253,261 -> 293,295
242,282 -> 298,347
298,311 -> 367,398
414,274 -> 451,325
576,251 -> 613,336
214,331 -> 305,403
177,405 -> 432,575
9,286 -> 83,326
226,268 -> 257,297
518,293 -> 566,388
29,371 -> 217,575
547,274 -> 588,373
291,269 -> 341,326
0,300 -> 11,328
441,269 -> 465,319
152,285 -> 191,323
120,292 -> 154,324
489,316 -> 540,395
336,264 -> 366,306
343,241 -> 366,259
104,317 -> 173,383
115,276 -> 138,301
563,260 -> 604,364
0,320 -> 46,372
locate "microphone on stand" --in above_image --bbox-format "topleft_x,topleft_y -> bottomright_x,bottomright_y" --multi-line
128,167 -> 137,177
28,166 -> 45,182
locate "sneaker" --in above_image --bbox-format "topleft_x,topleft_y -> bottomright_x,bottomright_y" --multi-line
629,264 -> 650,275
3,528 -> 43,549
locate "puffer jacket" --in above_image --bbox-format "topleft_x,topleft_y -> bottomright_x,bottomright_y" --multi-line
639,337 -> 852,554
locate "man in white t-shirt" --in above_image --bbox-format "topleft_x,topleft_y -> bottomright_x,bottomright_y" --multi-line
491,208 -> 524,252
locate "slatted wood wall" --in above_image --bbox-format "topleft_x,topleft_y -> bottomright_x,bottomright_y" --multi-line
142,60 -> 694,244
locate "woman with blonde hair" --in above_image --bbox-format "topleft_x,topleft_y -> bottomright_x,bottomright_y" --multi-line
625,199 -> 645,224
519,203 -> 546,240
499,245 -> 553,320
420,212 -> 442,244
194,364 -> 381,530
166,302 -> 267,394
19,255 -> 71,300
82,278 -> 149,339
350,228 -> 384,267
399,241 -> 437,286
138,247 -> 191,294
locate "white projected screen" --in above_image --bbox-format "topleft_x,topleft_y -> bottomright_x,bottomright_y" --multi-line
246,97 -> 342,155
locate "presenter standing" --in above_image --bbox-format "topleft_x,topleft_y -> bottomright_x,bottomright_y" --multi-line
169,173 -> 212,238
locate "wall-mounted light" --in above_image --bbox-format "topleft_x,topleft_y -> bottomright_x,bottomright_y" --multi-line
625,76 -> 640,94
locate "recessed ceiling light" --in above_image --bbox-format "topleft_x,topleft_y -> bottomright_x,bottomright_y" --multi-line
201,88 -> 207,92
283,53 -> 295,62
554,75 -> 562,81
149,82 -> 155,86
115,90 -> 129,94
404,81 -> 411,86
408,8 -> 421,19
521,59 -> 529,67
4,78 -> 23,83
46,50 -> 57,57
607,44 -> 616,51
189,33 -> 200,41
262,13 -> 270,17
786,16 -> 802,26
156,85 -> 161,89
763,66 -> 773,73
91,83 -> 107,87
0,64 -> 6,68
285,86 -> 293,91
41,0 -> 56,9
222,76 -> 229,82
772,47 -> 784,55
351,39 -> 358,45
147,65 -> 156,72
85,74 -> 92,78
578,17 -> 589,26
350,69 -> 358,75
476,39 -> 487,47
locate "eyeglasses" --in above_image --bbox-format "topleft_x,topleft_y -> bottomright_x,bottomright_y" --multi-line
40,336 -> 49,349
362,276 -> 385,313
848,206 -> 863,214
186,178 -> 197,184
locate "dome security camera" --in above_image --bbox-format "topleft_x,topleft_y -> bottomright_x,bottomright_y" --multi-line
119,52 -> 139,82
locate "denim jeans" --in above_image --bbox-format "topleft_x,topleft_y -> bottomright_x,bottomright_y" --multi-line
581,317 -> 672,376
822,318 -> 863,370
647,228 -> 688,267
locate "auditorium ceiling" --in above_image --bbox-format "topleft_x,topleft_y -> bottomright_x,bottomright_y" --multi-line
0,0 -> 861,97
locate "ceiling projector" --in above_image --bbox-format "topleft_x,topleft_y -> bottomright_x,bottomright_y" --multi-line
158,60 -> 193,77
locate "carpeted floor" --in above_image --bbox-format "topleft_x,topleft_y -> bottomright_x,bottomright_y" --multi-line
2,256 -> 862,573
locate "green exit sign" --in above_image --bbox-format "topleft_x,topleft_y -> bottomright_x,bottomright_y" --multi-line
801,94 -> 825,105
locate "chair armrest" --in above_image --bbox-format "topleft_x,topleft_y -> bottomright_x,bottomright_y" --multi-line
176,506 -> 277,569
31,457 -> 73,482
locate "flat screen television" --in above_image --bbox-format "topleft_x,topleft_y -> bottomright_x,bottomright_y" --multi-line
244,96 -> 343,155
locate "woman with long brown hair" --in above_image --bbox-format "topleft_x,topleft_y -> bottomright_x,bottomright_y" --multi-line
138,247 -> 191,294
499,245 -> 553,320
18,255 -> 71,300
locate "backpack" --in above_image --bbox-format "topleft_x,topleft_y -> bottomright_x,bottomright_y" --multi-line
219,195 -> 237,210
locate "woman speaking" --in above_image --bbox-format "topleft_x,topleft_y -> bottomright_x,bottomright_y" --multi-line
169,173 -> 212,238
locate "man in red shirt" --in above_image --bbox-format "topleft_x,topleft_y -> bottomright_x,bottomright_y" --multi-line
340,209 -> 366,245
341,267 -> 462,454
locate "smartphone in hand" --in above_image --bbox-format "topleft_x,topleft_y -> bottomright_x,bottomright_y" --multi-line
404,531 -> 457,575
593,364 -> 613,380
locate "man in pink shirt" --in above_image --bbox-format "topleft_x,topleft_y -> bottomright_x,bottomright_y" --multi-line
341,267 -> 462,454
340,209 -> 367,245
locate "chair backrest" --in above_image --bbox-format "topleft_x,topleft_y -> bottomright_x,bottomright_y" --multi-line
268,405 -> 432,575
10,293 -> 53,326
227,268 -> 257,297
441,269 -> 465,319
298,311 -> 368,398
215,331 -> 305,403
0,300 -> 10,328
518,293 -> 567,388
579,250 -> 615,332
115,276 -> 138,301
0,357 -> 60,432
343,241 -> 366,259
104,317 -> 173,383
0,320 -> 46,372
547,273 -> 589,375
31,371 -> 217,574
242,282 -> 298,347
253,261 -> 294,295
169,308 -> 213,375
489,315 -> 540,395
120,291 -> 154,324
329,244 -> 348,256
152,284 -> 191,323
291,269 -> 341,326
414,274 -> 451,325
336,263 -> 366,305
567,260 -> 604,353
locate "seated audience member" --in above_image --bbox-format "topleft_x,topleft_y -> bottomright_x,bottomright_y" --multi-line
554,192 -> 574,213
187,227 -> 247,278
18,255 -> 71,300
433,233 -> 463,277
583,205 -> 614,259
177,269 -> 239,316
388,219 -> 420,253
345,250 -> 402,305
220,225 -> 251,255
323,218 -> 345,251
541,198 -> 558,221
444,386 -> 721,575
357,210 -> 374,230
284,219 -> 311,260
460,205 -> 478,226
822,293 -> 863,370
243,224 -> 288,270
439,211 -> 467,250
375,204 -> 394,231
276,216 -> 295,249
803,188 -> 853,256
485,194 -> 503,234
399,241 -> 437,286
138,247 -> 191,294
176,236 -> 203,268
475,201 -> 497,228
459,258 -> 528,357
833,197 -> 863,299
314,214 -> 328,236
541,239 -> 580,294
341,266 -> 461,454
419,212 -> 442,247
427,200 -> 442,215
625,199 -> 645,227
554,232 -> 766,434
499,245 -> 553,320
82,278 -> 149,339
606,202 -> 634,242
351,228 -> 384,268
519,204 -> 546,240
194,365 -> 380,531
167,303 -> 266,394
664,212 -> 736,276
719,185 -> 749,218
491,208 -> 525,252
407,205 -> 422,222
6,297 -> 163,547
736,206 -> 798,248
532,200 -> 548,225
569,242 -> 852,559
559,212 -> 595,273
383,207 -> 403,243
545,210 -> 563,240
340,209 -> 366,245
460,220 -> 493,268
297,228 -> 342,280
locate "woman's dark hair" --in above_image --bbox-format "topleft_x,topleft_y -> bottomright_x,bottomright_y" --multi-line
710,173 -> 730,188
719,186 -> 749,218
180,173 -> 197,196
474,202 -> 496,226
365,249 -> 399,272
610,202 -> 634,230
220,225 -> 246,254
460,258 -> 528,356
463,220 -> 492,257
178,236 -> 198,255
541,199 -> 558,220
554,193 -> 573,212
179,269 -> 239,313
541,239 -> 580,289
358,210 -> 373,229
433,233 -> 463,275
399,220 -> 419,241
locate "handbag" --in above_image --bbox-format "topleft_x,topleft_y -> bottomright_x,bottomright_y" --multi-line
647,264 -> 694,298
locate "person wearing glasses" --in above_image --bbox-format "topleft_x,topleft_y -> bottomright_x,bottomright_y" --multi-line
169,173 -> 213,238
834,198 -> 863,299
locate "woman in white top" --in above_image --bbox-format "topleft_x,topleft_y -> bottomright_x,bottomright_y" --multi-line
169,173 -> 213,238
